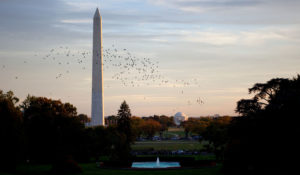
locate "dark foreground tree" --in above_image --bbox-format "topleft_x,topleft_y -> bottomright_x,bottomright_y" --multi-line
21,96 -> 86,167
117,101 -> 132,135
202,116 -> 232,161
0,90 -> 23,172
77,113 -> 90,124
223,75 -> 300,174
114,101 -> 134,161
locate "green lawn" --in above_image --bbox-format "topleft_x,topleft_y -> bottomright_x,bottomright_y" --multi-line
1,163 -> 223,175
132,140 -> 207,151
133,127 -> 206,151
160,127 -> 186,138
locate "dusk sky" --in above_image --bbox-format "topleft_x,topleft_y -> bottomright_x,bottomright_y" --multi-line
1,0 -> 300,117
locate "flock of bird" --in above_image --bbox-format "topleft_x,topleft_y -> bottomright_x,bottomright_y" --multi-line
1,44 -> 204,107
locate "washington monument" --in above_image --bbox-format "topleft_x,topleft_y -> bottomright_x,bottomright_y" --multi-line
91,8 -> 104,126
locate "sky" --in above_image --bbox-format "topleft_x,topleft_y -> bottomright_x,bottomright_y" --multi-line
1,0 -> 300,117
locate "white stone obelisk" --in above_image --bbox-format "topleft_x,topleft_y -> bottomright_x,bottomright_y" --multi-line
91,8 -> 104,126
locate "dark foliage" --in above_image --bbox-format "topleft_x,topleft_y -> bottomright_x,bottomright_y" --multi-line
21,96 -> 86,164
114,101 -> 134,161
224,75 -> 300,174
117,101 -> 132,136
202,117 -> 232,161
0,91 -> 23,172
0,91 -> 149,171
105,115 -> 118,126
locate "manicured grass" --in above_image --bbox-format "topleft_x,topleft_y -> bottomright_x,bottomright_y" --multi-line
134,127 -> 205,151
167,127 -> 184,132
161,127 -> 186,138
132,140 -> 206,151
2,163 -> 223,175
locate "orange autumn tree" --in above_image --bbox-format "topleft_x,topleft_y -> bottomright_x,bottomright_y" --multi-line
141,119 -> 161,139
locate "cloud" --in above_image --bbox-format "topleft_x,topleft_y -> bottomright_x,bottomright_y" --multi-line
60,19 -> 91,24
184,31 -> 239,45
240,31 -> 286,45
148,0 -> 300,25
182,27 -> 299,46
150,0 -> 260,11
63,1 -> 98,12
0,0 -> 85,50
149,0 -> 298,12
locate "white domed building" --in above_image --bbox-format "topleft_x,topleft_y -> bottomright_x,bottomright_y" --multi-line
173,112 -> 188,126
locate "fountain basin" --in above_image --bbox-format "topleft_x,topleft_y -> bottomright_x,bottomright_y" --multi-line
131,162 -> 180,168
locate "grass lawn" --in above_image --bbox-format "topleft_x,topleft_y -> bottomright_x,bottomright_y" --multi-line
1,163 -> 223,175
132,140 -> 207,151
161,127 -> 186,138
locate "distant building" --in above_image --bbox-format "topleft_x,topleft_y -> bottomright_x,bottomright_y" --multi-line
213,114 -> 220,118
174,112 -> 188,126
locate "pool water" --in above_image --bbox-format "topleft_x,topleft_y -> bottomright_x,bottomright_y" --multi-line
131,162 -> 180,168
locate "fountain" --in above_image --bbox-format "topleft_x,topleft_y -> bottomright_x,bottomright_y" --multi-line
131,157 -> 180,168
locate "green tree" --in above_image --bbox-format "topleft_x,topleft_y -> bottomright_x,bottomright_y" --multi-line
182,120 -> 193,138
183,117 -> 212,138
158,115 -> 174,137
115,101 -> 133,161
117,101 -> 132,140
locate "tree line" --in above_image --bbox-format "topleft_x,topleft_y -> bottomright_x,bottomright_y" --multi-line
0,90 -> 177,172
1,74 -> 300,173
0,93 -> 136,172
107,114 -> 175,139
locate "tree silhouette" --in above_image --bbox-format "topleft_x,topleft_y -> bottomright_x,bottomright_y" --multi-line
235,78 -> 290,116
115,101 -> 133,161
0,90 -> 23,172
21,96 -> 85,164
224,75 -> 300,174
117,101 -> 132,140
